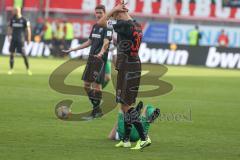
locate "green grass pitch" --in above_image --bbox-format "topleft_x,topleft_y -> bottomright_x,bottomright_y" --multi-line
0,56 -> 240,160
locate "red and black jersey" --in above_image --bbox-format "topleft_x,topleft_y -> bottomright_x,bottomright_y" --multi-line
112,20 -> 142,57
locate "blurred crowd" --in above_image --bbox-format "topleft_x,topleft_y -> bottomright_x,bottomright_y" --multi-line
33,19 -> 74,56
9,0 -> 75,56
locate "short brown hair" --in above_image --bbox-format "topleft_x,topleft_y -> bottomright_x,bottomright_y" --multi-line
95,4 -> 106,13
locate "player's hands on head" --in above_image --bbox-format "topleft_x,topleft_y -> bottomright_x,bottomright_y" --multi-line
113,3 -> 128,13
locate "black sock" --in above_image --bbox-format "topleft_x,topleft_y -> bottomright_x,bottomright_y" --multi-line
132,121 -> 146,141
88,90 -> 102,109
128,108 -> 147,141
135,101 -> 143,115
22,55 -> 29,69
123,112 -> 132,142
148,108 -> 160,123
10,54 -> 14,69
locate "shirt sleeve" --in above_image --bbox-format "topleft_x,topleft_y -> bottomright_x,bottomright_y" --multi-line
104,27 -> 113,41
112,20 -> 132,36
26,20 -> 30,27
24,18 -> 30,29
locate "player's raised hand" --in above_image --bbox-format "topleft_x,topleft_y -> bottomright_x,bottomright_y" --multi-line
113,2 -> 128,13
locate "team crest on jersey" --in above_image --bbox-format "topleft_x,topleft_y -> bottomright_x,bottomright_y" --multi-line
99,28 -> 103,32
107,31 -> 112,37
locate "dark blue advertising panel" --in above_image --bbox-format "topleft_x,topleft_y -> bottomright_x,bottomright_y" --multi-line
143,23 -> 169,44
139,43 -> 240,69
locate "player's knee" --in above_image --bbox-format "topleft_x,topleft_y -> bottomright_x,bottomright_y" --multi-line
121,104 -> 130,113
84,81 -> 90,87
92,83 -> 101,92
105,75 -> 111,81
20,49 -> 26,55
22,54 -> 27,59
95,85 -> 101,92
84,82 -> 91,91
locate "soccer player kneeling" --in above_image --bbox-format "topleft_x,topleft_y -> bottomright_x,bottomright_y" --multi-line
108,102 -> 160,146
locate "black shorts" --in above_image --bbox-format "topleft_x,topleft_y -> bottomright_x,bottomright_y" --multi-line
9,40 -> 26,54
82,55 -> 105,84
116,55 -> 141,106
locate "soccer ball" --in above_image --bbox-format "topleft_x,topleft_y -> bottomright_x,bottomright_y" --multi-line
56,106 -> 71,119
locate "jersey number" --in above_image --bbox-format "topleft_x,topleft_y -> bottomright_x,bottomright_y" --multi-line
131,31 -> 142,56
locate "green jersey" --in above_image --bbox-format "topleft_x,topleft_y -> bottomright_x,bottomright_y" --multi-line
117,105 -> 155,142
105,60 -> 111,74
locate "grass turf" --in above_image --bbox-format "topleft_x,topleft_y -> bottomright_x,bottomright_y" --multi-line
0,56 -> 240,160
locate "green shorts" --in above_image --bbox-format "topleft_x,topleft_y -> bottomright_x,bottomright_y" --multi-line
116,105 -> 155,142
105,60 -> 111,75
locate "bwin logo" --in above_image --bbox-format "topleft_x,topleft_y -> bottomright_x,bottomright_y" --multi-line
139,43 -> 189,66
206,47 -> 240,69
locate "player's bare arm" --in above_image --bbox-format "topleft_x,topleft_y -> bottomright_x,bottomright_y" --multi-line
7,26 -> 12,42
62,39 -> 92,54
95,38 -> 110,58
97,10 -> 114,27
26,24 -> 31,44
